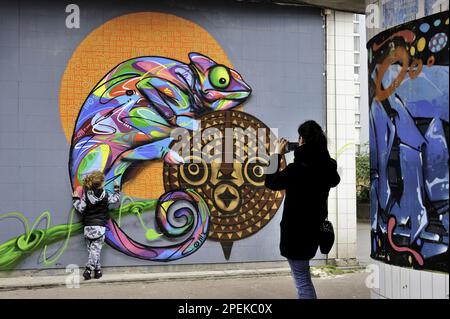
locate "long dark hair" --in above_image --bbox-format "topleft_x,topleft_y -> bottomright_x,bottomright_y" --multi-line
298,120 -> 328,153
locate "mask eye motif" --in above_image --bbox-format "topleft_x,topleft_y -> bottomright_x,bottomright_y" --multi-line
208,65 -> 230,89
180,157 -> 209,187
243,158 -> 268,187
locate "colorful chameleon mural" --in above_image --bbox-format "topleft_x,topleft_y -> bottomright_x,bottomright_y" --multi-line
368,11 -> 449,272
69,52 -> 252,261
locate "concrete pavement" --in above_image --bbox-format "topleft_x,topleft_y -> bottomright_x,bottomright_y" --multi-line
357,221 -> 371,266
0,270 -> 370,299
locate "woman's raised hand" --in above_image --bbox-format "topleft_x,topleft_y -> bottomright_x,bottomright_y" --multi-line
275,138 -> 289,155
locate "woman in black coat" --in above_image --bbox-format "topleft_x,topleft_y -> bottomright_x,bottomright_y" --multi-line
265,120 -> 340,299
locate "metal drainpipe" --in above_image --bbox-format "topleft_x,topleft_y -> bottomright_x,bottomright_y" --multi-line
333,10 -> 339,261
322,8 -> 328,264
322,8 -> 339,263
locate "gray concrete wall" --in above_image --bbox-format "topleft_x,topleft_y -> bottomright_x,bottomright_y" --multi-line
0,0 -> 326,270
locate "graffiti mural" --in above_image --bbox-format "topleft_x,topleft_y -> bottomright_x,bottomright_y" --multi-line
164,111 -> 285,259
368,11 -> 449,272
0,7 -> 321,269
382,0 -> 418,29
69,52 -> 252,261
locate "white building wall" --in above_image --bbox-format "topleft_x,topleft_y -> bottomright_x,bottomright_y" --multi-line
370,260 -> 449,299
325,10 -> 358,263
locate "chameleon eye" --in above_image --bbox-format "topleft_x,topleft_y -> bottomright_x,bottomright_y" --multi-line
208,65 -> 230,89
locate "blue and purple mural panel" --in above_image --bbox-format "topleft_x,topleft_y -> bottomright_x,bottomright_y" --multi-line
368,11 -> 449,272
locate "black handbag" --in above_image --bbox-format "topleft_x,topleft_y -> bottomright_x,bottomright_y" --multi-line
319,219 -> 335,254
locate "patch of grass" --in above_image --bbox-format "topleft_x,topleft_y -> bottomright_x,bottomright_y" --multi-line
311,265 -> 356,276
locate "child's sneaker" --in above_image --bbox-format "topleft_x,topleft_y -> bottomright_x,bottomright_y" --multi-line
94,269 -> 102,279
83,268 -> 92,280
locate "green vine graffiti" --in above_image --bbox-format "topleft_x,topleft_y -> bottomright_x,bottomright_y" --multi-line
117,196 -> 163,241
0,198 -> 157,270
334,141 -> 355,160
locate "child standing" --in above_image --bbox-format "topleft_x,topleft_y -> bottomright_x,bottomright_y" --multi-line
72,171 -> 120,280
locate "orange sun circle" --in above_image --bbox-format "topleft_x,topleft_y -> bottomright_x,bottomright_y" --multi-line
59,12 -> 234,199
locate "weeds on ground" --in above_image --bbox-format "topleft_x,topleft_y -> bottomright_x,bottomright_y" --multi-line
310,265 -> 358,278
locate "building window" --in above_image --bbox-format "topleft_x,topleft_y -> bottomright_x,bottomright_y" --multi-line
354,66 -> 360,80
355,113 -> 360,125
354,22 -> 359,34
355,83 -> 360,95
355,96 -> 361,112
354,52 -> 360,65
354,35 -> 360,52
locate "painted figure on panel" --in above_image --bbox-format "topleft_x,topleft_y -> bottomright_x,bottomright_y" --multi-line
368,12 -> 449,272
